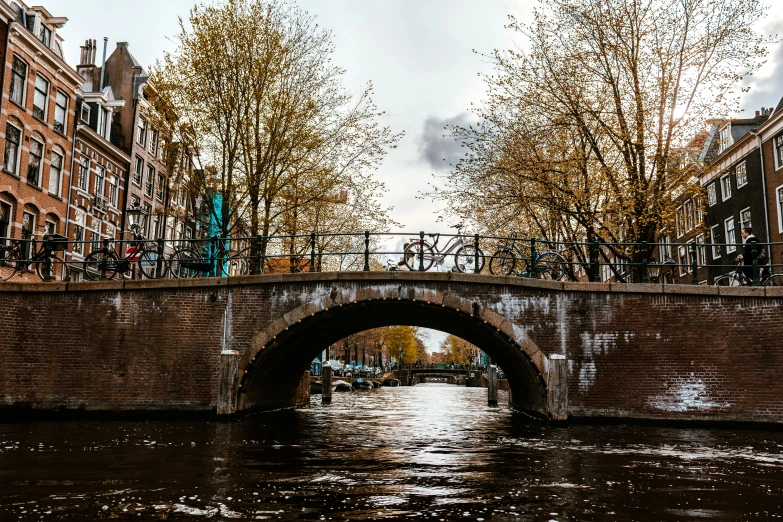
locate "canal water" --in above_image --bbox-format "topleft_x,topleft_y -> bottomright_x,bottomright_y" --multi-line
1,384 -> 782,521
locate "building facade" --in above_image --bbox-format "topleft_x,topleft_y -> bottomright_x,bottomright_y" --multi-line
0,1 -> 80,280
757,97 -> 783,269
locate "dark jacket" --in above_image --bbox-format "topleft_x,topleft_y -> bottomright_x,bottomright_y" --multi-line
742,235 -> 761,266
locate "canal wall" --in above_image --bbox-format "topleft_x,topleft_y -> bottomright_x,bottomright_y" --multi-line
1,273 -> 783,424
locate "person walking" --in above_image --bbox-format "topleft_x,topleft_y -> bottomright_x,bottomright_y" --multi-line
737,227 -> 767,280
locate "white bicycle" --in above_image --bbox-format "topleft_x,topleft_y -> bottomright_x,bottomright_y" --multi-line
402,224 -> 485,272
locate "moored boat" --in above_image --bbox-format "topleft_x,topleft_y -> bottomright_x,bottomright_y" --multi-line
382,378 -> 401,387
352,378 -> 373,390
332,380 -> 352,392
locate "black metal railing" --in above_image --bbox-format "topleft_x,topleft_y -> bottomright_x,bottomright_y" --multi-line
0,231 -> 780,287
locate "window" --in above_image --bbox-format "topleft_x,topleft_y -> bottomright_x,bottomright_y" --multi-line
21,212 -> 35,260
9,56 -> 26,106
710,225 -> 721,259
108,179 -> 118,207
696,234 -> 706,265
675,206 -> 683,237
131,195 -> 140,209
707,183 -> 717,206
145,165 -> 154,197
136,118 -> 147,146
659,234 -> 671,262
719,126 -> 729,152
27,139 -> 43,186
95,166 -> 105,200
156,174 -> 165,201
97,107 -> 107,137
776,135 -> 783,170
39,24 -> 51,47
694,196 -> 703,225
80,103 -> 91,124
49,152 -> 62,196
725,217 -> 737,254
736,161 -> 747,188
149,129 -> 158,156
3,124 -> 21,174
777,186 -> 783,233
143,203 -> 152,237
133,157 -> 144,186
54,91 -> 67,133
72,216 -> 84,255
152,216 -> 160,239
678,245 -> 688,276
684,199 -> 694,232
0,200 -> 11,245
721,174 -> 732,201
45,221 -> 56,236
740,207 -> 752,232
78,158 -> 90,191
33,75 -> 49,120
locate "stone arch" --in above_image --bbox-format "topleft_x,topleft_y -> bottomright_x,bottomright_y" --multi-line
235,286 -> 549,416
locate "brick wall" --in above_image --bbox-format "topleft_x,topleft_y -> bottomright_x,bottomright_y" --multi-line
1,273 -> 782,423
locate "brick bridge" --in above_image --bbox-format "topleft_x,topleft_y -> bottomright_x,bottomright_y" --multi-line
1,272 -> 783,423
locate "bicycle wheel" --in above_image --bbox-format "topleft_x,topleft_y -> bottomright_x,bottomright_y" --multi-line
535,251 -> 567,281
0,247 -> 21,281
169,248 -> 207,278
36,253 -> 70,282
489,248 -> 517,275
138,248 -> 163,279
83,250 -> 120,280
764,274 -> 783,286
220,249 -> 249,277
713,274 -> 741,286
454,244 -> 485,273
403,241 -> 435,271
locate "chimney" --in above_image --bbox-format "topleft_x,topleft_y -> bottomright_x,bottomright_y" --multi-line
756,110 -> 760,117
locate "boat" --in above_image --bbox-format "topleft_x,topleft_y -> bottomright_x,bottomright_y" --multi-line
352,378 -> 373,390
332,380 -> 352,392
371,380 -> 381,389
382,378 -> 401,387
310,381 -> 323,394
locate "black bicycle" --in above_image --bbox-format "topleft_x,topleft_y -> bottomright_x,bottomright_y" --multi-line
0,234 -> 70,281
713,258 -> 782,286
488,232 -> 566,280
82,223 -> 161,280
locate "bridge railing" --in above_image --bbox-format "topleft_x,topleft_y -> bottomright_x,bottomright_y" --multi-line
0,231 -> 779,287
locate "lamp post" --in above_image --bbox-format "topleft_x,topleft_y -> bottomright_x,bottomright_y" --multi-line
126,206 -> 147,235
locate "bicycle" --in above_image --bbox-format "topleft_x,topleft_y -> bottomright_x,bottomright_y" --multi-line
401,224 -> 485,272
0,233 -> 70,282
169,239 -> 248,278
713,258 -> 782,286
82,223 -> 161,280
487,232 -> 566,280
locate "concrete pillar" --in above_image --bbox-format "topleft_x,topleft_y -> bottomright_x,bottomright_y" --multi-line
322,364 -> 332,404
547,354 -> 568,422
217,350 -> 240,415
487,364 -> 498,406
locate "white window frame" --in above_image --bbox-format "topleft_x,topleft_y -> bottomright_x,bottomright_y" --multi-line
0,198 -> 12,244
3,123 -> 23,175
725,217 -> 737,254
721,173 -> 732,201
27,138 -> 44,187
33,74 -> 49,121
678,244 -> 689,276
775,135 -> 783,170
710,225 -> 721,259
675,206 -> 683,237
696,234 -> 706,265
707,183 -> 717,206
80,103 -> 91,124
739,207 -> 752,233
736,161 -> 748,188
78,157 -> 90,191
133,156 -> 143,186
9,55 -> 27,106
54,90 -> 68,134
777,185 -> 783,233
136,118 -> 147,146
49,151 -> 63,197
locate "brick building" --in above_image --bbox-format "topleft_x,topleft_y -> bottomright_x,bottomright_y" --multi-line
62,39 -> 129,281
0,1 -> 81,280
757,96 -> 783,269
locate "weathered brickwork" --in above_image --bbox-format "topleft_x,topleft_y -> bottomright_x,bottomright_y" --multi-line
1,273 -> 782,423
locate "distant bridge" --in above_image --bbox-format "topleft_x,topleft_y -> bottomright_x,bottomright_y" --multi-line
1,272 -> 783,423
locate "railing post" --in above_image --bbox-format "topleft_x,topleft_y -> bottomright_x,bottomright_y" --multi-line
418,231 -> 425,272
363,231 -> 370,272
690,243 -> 699,285
528,238 -> 537,278
41,239 -> 52,282
256,235 -> 264,275
473,233 -> 480,274
641,241 -> 649,284
100,237 -> 110,280
210,235 -> 218,277
752,243 -> 760,286
156,238 -> 164,278
310,232 -> 316,272
590,241 -> 600,282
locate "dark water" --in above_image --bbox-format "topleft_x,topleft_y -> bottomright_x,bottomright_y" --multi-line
1,384 -> 783,521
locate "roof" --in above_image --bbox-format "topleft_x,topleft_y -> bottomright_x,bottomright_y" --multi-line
772,94 -> 783,117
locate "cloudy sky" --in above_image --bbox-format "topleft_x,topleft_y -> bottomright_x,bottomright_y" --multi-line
47,0 -> 783,350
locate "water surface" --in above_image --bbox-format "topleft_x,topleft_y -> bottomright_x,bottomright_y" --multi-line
1,384 -> 782,520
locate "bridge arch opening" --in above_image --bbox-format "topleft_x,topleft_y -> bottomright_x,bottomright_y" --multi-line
237,298 -> 548,416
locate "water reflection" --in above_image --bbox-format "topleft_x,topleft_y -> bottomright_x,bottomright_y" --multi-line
1,383 -> 783,520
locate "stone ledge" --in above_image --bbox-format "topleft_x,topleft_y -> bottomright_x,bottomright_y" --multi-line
717,286 -> 766,297
67,280 -> 125,292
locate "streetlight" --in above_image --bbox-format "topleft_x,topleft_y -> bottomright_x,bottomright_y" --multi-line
126,206 -> 147,236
